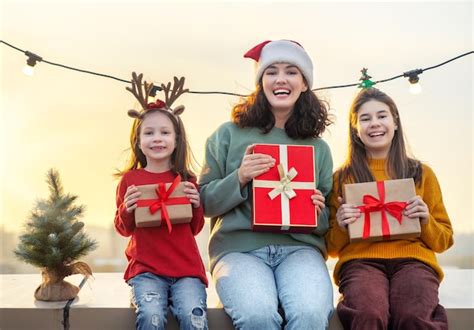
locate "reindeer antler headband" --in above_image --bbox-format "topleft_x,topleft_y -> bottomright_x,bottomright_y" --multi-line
126,72 -> 189,118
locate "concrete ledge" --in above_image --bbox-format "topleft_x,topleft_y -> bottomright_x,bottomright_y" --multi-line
1,269 -> 473,329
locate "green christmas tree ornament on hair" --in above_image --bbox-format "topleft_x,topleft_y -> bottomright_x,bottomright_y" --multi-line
358,68 -> 376,89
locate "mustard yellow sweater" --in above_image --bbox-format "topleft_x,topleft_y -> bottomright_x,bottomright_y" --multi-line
326,159 -> 453,285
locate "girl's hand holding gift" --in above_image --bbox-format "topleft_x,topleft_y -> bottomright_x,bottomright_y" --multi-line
184,181 -> 201,208
404,196 -> 429,224
335,196 -> 361,231
124,185 -> 141,213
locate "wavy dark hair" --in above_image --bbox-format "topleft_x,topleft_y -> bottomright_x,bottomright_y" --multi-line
337,88 -> 422,195
115,109 -> 195,180
231,83 -> 332,139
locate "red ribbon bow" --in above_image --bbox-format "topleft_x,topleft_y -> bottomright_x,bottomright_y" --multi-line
357,181 -> 407,240
137,175 -> 189,233
147,99 -> 167,110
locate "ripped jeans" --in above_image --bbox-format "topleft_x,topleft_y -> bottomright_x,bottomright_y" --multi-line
128,272 -> 208,330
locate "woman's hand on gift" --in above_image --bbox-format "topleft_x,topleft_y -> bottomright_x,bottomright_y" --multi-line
336,197 -> 361,231
184,182 -> 201,208
311,189 -> 326,217
238,144 -> 275,188
404,195 -> 429,224
124,185 -> 141,213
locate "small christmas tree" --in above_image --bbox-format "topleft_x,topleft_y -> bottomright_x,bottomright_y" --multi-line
358,68 -> 376,89
14,169 -> 98,301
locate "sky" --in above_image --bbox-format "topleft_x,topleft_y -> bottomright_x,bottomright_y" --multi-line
0,0 -> 472,237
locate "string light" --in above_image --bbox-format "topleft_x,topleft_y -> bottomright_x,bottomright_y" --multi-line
22,51 -> 42,76
404,69 -> 423,95
1,40 -> 472,95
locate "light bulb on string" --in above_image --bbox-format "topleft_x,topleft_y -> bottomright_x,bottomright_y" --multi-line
404,68 -> 423,95
22,51 -> 42,77
22,65 -> 34,76
409,81 -> 422,95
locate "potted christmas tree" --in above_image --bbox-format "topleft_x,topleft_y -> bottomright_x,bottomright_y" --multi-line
14,169 -> 98,301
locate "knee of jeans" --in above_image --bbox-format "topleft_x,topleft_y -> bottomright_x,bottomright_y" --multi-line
189,306 -> 208,329
136,291 -> 161,307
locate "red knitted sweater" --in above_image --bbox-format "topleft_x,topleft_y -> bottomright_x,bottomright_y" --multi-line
114,169 -> 208,286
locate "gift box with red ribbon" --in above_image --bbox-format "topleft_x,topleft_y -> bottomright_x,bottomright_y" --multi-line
252,144 -> 317,233
134,175 -> 192,232
344,178 -> 421,242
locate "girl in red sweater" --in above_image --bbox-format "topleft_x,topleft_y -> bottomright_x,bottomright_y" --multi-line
114,73 -> 208,330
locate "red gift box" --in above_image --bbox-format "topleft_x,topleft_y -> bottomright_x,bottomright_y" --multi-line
252,144 -> 317,233
344,179 -> 421,242
134,175 -> 192,232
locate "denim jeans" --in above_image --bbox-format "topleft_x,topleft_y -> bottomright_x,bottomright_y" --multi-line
128,272 -> 208,330
213,245 -> 334,330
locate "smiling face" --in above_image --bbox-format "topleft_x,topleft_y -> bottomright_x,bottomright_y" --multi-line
262,63 -> 308,116
356,99 -> 398,159
138,111 -> 177,171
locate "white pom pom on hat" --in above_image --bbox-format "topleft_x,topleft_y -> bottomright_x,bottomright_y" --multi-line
244,39 -> 313,88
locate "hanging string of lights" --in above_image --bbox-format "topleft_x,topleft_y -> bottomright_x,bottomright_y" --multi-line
1,40 -> 472,96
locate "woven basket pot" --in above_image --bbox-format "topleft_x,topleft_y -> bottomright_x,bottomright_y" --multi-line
34,268 -> 79,301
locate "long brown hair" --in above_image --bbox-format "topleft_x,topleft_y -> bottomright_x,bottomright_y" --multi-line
115,109 -> 194,180
232,84 -> 332,139
337,88 -> 422,195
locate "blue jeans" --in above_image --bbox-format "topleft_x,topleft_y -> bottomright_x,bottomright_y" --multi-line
213,245 -> 334,330
128,272 -> 208,330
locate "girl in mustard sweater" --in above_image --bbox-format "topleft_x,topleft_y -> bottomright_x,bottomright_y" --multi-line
326,88 -> 453,330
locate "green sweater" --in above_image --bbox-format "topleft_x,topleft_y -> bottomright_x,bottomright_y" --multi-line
199,122 -> 333,272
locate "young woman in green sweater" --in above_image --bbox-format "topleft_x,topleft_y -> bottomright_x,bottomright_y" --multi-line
199,40 -> 334,329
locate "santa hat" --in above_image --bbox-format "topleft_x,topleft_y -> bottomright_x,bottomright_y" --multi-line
244,40 -> 313,88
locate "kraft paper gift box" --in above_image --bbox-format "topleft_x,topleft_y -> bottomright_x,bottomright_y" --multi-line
252,144 -> 317,233
344,178 -> 421,242
134,176 -> 192,232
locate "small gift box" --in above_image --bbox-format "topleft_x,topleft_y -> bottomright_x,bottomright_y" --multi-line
134,175 -> 192,232
344,178 -> 421,242
252,144 -> 317,233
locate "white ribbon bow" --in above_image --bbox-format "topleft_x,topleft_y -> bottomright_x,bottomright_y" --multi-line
268,164 -> 298,200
